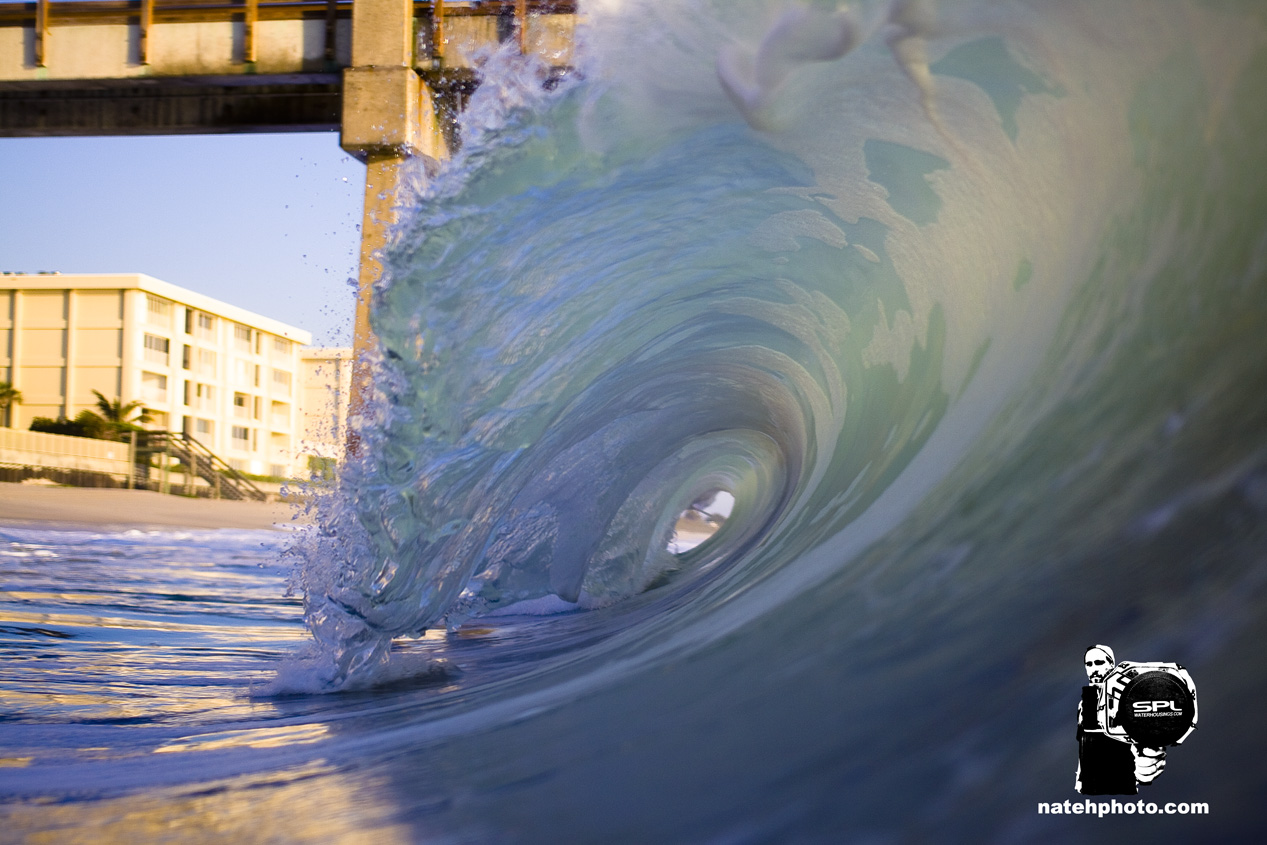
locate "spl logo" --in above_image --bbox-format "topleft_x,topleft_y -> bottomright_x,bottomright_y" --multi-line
1133,700 -> 1183,713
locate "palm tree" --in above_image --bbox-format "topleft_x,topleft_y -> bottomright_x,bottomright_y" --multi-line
79,390 -> 153,440
0,381 -> 20,428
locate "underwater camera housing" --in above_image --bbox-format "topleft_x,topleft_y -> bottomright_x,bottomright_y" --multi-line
1091,662 -> 1198,747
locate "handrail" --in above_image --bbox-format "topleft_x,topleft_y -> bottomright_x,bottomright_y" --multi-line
0,0 -> 576,27
136,430 -> 268,501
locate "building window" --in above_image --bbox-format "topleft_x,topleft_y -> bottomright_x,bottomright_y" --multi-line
196,313 -> 215,340
272,368 -> 292,395
233,392 -> 249,418
146,294 -> 170,322
234,324 -> 252,352
196,418 -> 213,437
147,409 -> 168,429
183,381 -> 191,406
231,425 -> 250,446
269,464 -> 288,479
184,308 -> 194,334
253,396 -> 262,420
194,383 -> 214,410
143,333 -> 170,366
254,364 -> 261,388
142,371 -> 168,402
273,337 -> 290,356
182,344 -> 192,370
198,348 -> 216,376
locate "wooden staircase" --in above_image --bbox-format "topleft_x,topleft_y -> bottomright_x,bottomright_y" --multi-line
133,431 -> 267,502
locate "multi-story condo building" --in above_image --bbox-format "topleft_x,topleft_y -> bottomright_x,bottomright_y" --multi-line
1,273 -> 311,477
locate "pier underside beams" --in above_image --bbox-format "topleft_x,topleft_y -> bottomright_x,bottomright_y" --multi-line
0,75 -> 344,136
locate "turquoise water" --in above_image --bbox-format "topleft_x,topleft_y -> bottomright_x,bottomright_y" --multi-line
4,0 -> 1267,840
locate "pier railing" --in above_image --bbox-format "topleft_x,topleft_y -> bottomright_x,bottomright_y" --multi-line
0,0 -> 578,71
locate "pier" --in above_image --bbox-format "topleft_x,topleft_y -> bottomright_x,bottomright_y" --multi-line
0,0 -> 579,440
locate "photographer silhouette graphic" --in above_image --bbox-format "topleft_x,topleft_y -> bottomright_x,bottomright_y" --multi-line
1076,644 -> 1198,795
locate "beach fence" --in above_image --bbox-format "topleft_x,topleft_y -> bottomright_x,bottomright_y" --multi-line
0,428 -> 274,500
0,427 -> 132,488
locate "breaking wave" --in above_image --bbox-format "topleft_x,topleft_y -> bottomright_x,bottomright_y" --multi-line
263,0 -> 1264,838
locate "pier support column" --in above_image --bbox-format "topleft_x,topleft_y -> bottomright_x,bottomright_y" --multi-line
341,0 -> 448,455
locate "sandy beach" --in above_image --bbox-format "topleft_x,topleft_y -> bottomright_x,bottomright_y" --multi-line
0,482 -> 304,531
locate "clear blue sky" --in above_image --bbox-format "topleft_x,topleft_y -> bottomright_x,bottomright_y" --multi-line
0,132 -> 366,346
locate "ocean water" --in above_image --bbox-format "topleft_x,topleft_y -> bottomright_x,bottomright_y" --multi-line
3,0 -> 1267,841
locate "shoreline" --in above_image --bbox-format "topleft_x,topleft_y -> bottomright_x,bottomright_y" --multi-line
0,482 -> 306,532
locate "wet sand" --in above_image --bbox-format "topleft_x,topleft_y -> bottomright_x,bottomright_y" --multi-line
0,483 -> 304,532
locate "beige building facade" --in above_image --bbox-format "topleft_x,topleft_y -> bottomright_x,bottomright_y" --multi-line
299,346 -> 353,470
1,273 -> 311,478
